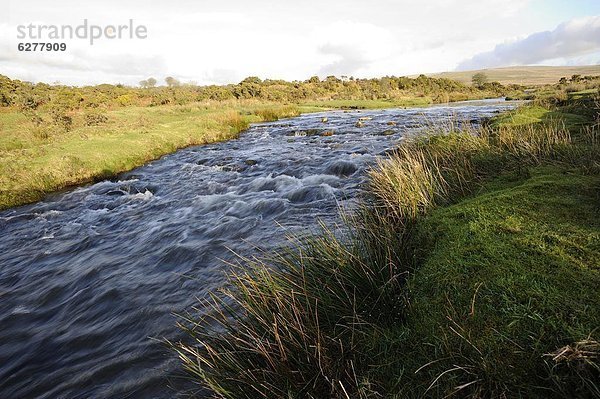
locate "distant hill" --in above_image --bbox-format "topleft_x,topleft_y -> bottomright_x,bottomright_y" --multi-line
421,65 -> 600,86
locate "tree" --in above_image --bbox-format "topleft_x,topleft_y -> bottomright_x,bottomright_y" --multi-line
139,78 -> 157,88
323,75 -> 341,91
165,76 -> 181,87
471,72 -> 488,88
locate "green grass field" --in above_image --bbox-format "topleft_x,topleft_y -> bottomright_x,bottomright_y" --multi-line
384,166 -> 600,397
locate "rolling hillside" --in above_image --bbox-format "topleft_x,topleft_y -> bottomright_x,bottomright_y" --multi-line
424,65 -> 600,86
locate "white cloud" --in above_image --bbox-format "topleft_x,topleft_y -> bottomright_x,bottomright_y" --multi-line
457,16 -> 600,70
312,21 -> 395,77
1,0 -> 597,85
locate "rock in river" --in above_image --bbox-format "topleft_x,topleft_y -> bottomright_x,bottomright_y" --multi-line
325,160 -> 358,177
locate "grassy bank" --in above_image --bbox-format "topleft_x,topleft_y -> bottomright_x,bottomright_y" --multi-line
173,91 -> 599,397
0,101 -> 301,210
388,165 -> 599,397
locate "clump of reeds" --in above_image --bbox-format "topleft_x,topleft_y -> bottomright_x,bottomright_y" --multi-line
368,147 -> 447,222
492,122 -> 571,164
212,110 -> 250,134
367,119 -> 580,225
545,338 -> 600,397
367,128 -> 493,224
172,219 -> 408,398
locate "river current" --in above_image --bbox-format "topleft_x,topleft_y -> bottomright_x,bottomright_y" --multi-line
0,100 -> 517,398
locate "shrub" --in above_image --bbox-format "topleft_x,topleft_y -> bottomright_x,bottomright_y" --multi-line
50,107 -> 73,131
115,94 -> 134,106
471,72 -> 488,88
84,110 -> 109,126
150,92 -> 172,106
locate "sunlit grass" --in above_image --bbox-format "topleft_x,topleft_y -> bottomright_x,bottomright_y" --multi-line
173,98 -> 600,398
0,101 -> 301,209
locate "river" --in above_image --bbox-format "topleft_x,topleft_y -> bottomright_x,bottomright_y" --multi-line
0,99 -> 517,398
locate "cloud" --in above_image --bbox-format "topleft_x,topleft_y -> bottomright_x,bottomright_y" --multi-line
318,43 -> 370,76
1,48 -> 165,75
0,0 -> 594,85
0,45 -> 168,85
313,21 -> 394,77
202,68 -> 242,85
456,16 -> 600,70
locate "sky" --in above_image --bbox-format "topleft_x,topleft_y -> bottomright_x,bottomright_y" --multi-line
1,0 -> 599,86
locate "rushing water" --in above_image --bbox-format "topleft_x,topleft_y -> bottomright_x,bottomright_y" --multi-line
0,100 -> 517,398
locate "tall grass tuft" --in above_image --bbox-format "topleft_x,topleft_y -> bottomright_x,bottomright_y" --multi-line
545,338 -> 600,397
212,110 -> 250,134
252,105 -> 300,122
172,216 -> 409,398
368,118 -> 582,227
492,122 -> 571,164
368,147 -> 447,222
367,129 -> 495,225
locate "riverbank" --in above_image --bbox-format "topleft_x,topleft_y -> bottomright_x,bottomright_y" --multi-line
174,90 -> 600,397
0,102 -> 299,210
0,96 -> 499,211
0,95 -> 515,398
0,72 -> 511,210
0,98 -> 494,211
